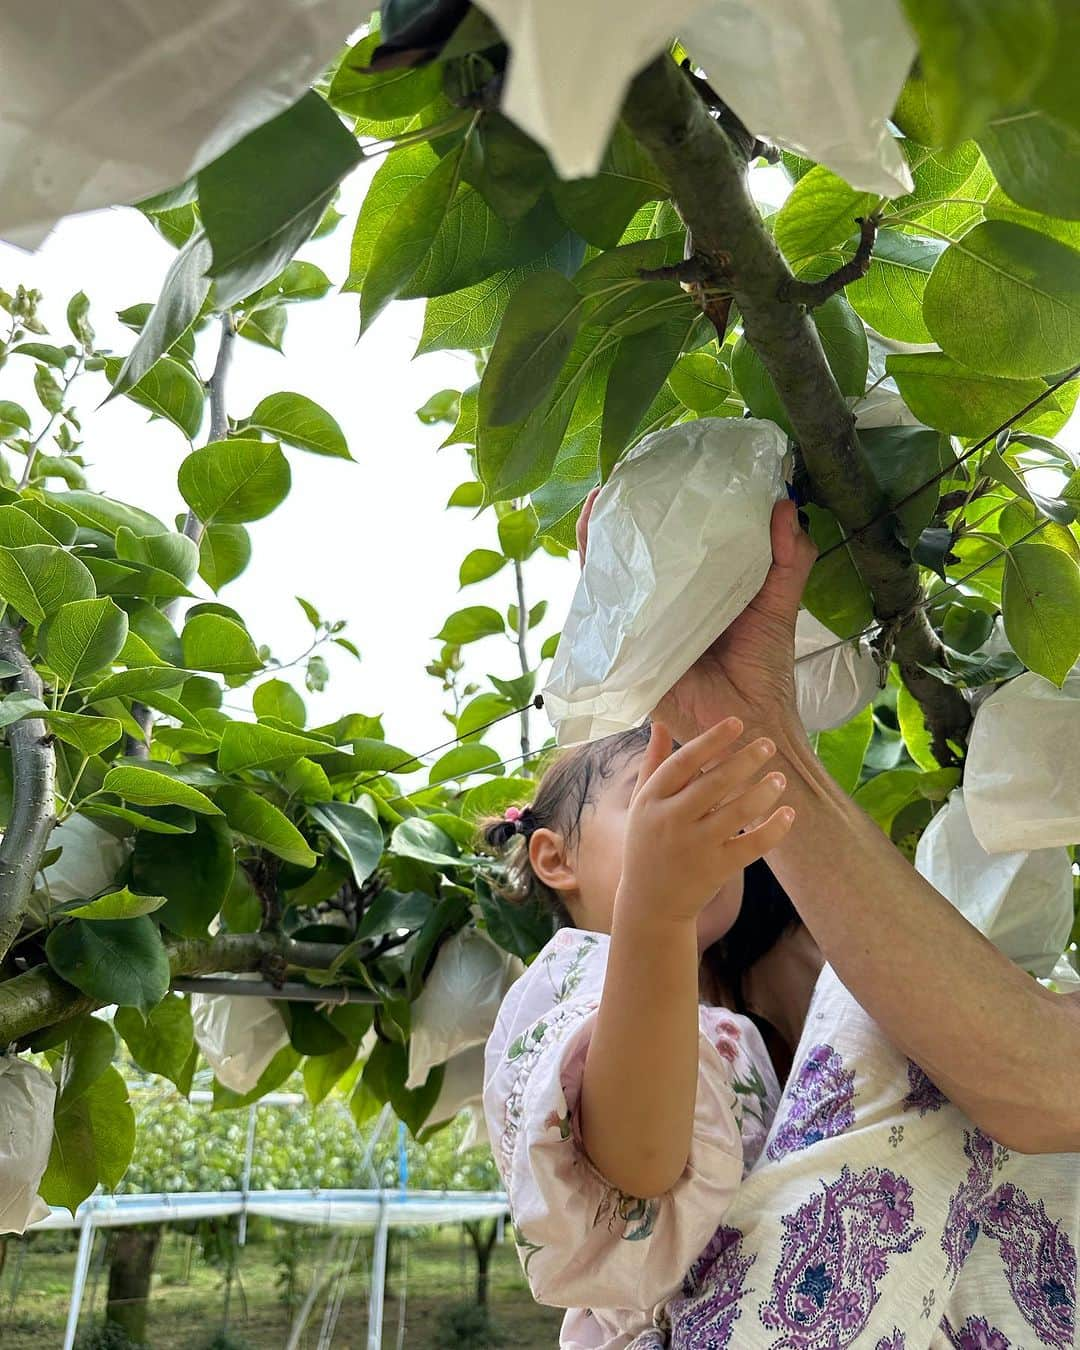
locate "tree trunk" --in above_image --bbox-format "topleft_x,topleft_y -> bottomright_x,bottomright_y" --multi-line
464,1219 -> 499,1307
105,1224 -> 163,1344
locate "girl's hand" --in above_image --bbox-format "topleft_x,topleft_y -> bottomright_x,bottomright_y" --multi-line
618,719 -> 794,925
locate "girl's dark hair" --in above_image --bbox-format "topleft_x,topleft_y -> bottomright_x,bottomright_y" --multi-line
476,721 -> 801,1004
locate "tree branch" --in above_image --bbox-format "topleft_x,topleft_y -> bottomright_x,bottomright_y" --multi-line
622,57 -> 970,762
2,932 -> 351,1048
0,627 -> 55,965
179,312 -> 235,548
781,216 -> 878,307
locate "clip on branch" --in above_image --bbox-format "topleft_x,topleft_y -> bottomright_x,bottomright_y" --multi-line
781,216 -> 878,308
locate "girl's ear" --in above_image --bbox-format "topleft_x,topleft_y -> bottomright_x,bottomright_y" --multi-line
528,827 -> 577,896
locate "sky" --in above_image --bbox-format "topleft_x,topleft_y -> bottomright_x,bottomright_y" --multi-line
0,163 -> 582,780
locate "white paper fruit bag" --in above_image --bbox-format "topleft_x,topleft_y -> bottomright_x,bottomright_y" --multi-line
191,977 -> 290,1094
0,1055 -> 55,1234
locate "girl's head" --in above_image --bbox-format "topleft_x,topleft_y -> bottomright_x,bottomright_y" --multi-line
478,721 -> 801,1009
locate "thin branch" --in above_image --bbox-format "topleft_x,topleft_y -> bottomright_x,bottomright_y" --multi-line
179,312 -> 236,548
0,626 -> 56,965
1,932 -> 351,1047
638,255 -> 721,285
18,356 -> 84,489
781,216 -> 878,307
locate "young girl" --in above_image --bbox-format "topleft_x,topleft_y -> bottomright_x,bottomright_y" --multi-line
480,718 -> 1078,1350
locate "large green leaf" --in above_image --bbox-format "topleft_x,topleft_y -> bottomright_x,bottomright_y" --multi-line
115,527 -> 199,585
389,817 -> 463,867
102,355 -> 204,441
800,506 -> 874,638
217,722 -> 333,773
66,888 -> 168,921
845,232 -> 944,342
599,313 -> 694,479
103,766 -> 222,815
44,710 -> 123,756
474,874 -> 553,962
328,31 -> 442,117
242,392 -> 350,460
812,705 -> 874,795
428,742 -> 501,784
345,141 -> 438,294
0,504 -> 61,547
668,351 -> 731,413
108,234 -> 212,399
860,426 -> 954,545
979,108 -> 1080,220
923,221 -> 1080,377
550,124 -> 666,248
479,270 -> 583,427
181,613 -> 261,677
900,0 -> 1054,145
435,605 -> 504,644
773,166 -> 878,265
132,818 -> 235,939
253,678 -> 306,727
0,545 -> 95,625
41,597 -> 128,685
114,994 -> 195,1094
41,1065 -> 135,1212
46,916 -> 170,1016
459,548 -> 506,586
216,785 -> 318,867
86,665 -> 188,703
885,352 -> 1048,437
1001,541 -> 1080,683
178,439 -> 291,524
200,92 -> 362,308
198,522 -> 252,592
57,1017 -> 116,1104
307,801 -> 384,885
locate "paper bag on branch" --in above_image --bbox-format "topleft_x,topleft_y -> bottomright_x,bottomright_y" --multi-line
0,1055 -> 55,1234
191,976 -> 290,1095
542,417 -> 788,747
794,610 -> 879,733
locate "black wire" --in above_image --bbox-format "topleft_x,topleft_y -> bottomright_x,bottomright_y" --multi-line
815,361 -> 1080,563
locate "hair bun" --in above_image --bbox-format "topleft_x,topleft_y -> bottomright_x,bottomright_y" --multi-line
483,818 -> 519,849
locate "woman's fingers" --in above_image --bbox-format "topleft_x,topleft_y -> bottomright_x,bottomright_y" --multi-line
721,805 -> 796,868
642,716 -> 744,799
704,772 -> 788,839
682,736 -> 777,815
630,720 -> 674,803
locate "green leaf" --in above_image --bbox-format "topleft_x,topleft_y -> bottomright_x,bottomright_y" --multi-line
900,0 -> 1054,145
249,260 -> 333,308
852,765 -> 960,833
65,888 -> 168,920
351,739 -> 421,772
178,439 -> 291,524
218,722 -> 333,774
108,234 -> 212,400
41,1065 -> 135,1212
307,801 -> 384,885
800,505 -> 873,637
459,548 -> 506,587
0,544 -> 95,625
216,785 -> 318,867
428,742 -> 502,784
253,678 -> 306,727
198,522 -> 252,592
354,888 -> 434,941
243,392 -> 350,460
302,1042 -> 358,1106
113,994 -> 195,1094
1002,541 -> 1080,683
34,364 -> 63,413
182,613 -> 261,677
885,352 -> 1047,437
600,313 -> 694,479
86,665 -> 188,703
212,1045 -> 300,1111
812,705 -> 874,795
102,355 -> 204,441
0,504 -> 60,547
979,107 -> 1080,220
845,232 -> 944,343
540,632 -> 560,660
13,343 -> 70,369
436,605 -> 504,644
773,166 -> 877,265
328,31 -> 442,117
57,1017 -> 116,1104
668,351 -> 731,412
115,527 -> 199,584
200,92 -> 362,308
103,766 -> 222,815
896,681 -> 939,772
236,304 -> 287,352
82,802 -> 196,835
551,123 -> 667,248
44,710 -> 123,756
41,597 -> 128,685
389,817 -> 463,867
362,1036 -> 444,1136
132,818 -> 234,939
0,400 -> 31,439
475,874 -> 552,961
46,916 -> 170,1016
496,506 -> 537,561
922,221 -> 1080,378
479,270 -> 583,427
47,490 -> 167,539
860,426 -> 954,545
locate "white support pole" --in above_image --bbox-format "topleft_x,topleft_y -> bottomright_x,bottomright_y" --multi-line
367,1196 -> 389,1350
238,1103 -> 257,1246
62,1216 -> 96,1350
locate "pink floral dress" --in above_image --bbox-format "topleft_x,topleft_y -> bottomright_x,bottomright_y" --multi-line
483,927 -> 1078,1350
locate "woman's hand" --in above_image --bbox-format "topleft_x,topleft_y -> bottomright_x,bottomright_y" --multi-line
618,719 -> 794,925
577,488 -> 818,744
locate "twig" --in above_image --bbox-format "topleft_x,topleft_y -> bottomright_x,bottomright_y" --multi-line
781,216 -> 878,307
18,356 -> 84,489
0,626 -> 56,965
178,312 -> 236,548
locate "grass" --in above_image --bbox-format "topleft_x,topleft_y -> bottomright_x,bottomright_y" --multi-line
0,1226 -> 565,1348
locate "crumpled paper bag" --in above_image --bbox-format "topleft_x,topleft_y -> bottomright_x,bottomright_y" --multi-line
543,417 -> 788,747
914,789 -> 1074,978
0,0 -> 358,247
964,666 -> 1080,853
794,610 -> 879,733
407,928 -> 524,1090
474,0 -> 914,194
1039,952 -> 1080,995
0,1055 -> 55,1234
42,814 -> 130,904
425,1044 -> 490,1151
191,976 -> 290,1094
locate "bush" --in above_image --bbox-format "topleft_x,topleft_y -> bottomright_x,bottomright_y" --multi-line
74,1325 -> 145,1350
431,1302 -> 502,1349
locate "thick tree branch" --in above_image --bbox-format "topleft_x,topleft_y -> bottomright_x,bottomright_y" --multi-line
1,932 -> 351,1048
622,57 -> 970,762
0,627 -> 55,964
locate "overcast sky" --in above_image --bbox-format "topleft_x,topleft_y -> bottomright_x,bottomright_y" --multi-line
0,162 -> 581,779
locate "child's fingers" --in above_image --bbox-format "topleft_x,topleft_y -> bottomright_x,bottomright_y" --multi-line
681,736 -> 777,816
630,721 -> 673,803
721,805 -> 796,868
704,772 -> 788,838
644,717 -> 744,799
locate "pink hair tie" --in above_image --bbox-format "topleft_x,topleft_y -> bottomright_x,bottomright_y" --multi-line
503,806 -> 523,822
